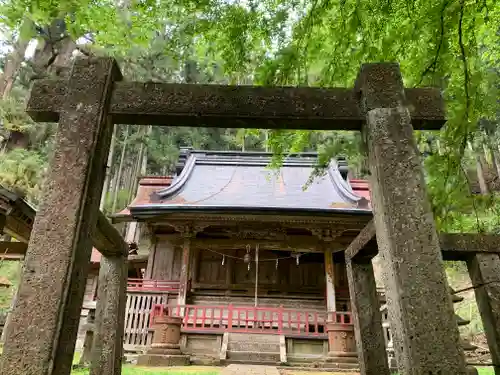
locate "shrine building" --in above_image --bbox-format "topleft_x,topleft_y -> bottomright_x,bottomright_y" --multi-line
107,148 -> 377,366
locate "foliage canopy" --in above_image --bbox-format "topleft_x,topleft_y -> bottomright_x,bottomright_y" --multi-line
0,0 -> 499,231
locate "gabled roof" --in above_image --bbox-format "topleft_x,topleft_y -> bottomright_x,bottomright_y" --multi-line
124,150 -> 371,218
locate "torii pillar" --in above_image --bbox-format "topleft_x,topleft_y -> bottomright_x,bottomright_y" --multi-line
358,63 -> 467,374
0,57 -> 120,375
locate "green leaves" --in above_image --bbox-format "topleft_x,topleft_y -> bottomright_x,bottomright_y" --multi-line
0,148 -> 45,203
0,0 -> 498,229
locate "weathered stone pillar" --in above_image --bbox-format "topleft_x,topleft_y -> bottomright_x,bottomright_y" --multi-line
90,253 -> 128,375
324,249 -> 336,312
466,253 -> 500,374
359,63 -> 467,374
0,57 -> 120,375
346,258 -> 389,375
177,236 -> 191,307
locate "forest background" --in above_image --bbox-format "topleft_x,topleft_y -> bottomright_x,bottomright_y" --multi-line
0,0 -> 499,338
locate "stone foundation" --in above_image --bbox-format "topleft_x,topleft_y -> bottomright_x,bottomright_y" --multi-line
326,322 -> 357,359
137,353 -> 189,367
137,314 -> 189,367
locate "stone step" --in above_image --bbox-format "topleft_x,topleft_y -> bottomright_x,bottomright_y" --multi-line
288,361 -> 359,371
450,287 -> 464,303
229,333 -> 281,344
324,356 -> 358,365
225,359 -> 281,366
456,314 -> 471,326
279,365 -> 359,372
226,350 -> 281,364
322,363 -> 359,371
228,341 -> 280,352
461,339 -> 478,351
137,353 -> 190,367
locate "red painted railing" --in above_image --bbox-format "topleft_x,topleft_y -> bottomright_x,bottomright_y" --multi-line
150,304 -> 352,337
127,279 -> 181,293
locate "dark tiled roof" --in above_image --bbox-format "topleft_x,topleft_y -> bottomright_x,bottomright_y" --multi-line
130,150 -> 370,215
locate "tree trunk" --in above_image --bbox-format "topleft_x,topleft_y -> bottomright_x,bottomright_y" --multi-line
0,39 -> 30,98
4,30 -> 76,152
111,125 -> 129,214
100,124 -> 117,211
469,141 -> 489,195
491,147 -> 500,180
127,149 -> 141,203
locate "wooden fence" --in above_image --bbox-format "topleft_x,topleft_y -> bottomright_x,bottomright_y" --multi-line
123,279 -> 180,350
151,304 -> 352,337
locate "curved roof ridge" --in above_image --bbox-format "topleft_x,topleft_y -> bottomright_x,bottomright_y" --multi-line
155,154 -> 198,200
327,160 -> 366,205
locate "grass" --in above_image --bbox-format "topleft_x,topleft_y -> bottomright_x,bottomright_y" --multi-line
389,369 -> 493,375
71,366 -> 220,375
477,368 -> 495,375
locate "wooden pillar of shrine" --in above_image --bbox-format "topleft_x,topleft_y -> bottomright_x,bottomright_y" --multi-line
467,253 -> 500,374
225,255 -> 233,287
325,249 -> 357,361
0,57 -> 119,375
90,253 -> 128,375
177,236 -> 191,308
360,63 -> 467,374
144,237 -> 157,279
324,249 -> 336,313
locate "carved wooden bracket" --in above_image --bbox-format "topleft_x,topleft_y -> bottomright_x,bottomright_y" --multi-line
171,222 -> 209,237
235,225 -> 287,241
310,228 -> 345,242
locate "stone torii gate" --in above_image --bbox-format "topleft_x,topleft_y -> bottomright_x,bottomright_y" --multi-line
0,57 -> 469,375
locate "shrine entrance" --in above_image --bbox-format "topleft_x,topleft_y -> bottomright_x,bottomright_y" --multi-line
0,58 -> 480,375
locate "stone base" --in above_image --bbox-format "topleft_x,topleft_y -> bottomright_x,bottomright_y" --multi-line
388,357 -> 397,370
325,352 -> 358,365
148,343 -> 183,355
327,351 -> 357,360
147,348 -> 185,355
137,354 -> 190,367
